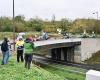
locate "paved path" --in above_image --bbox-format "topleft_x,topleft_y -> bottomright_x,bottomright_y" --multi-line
33,55 -> 100,71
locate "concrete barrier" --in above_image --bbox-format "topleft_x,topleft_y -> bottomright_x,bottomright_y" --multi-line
86,70 -> 100,80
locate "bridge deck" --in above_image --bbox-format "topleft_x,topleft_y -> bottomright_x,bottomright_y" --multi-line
34,39 -> 81,49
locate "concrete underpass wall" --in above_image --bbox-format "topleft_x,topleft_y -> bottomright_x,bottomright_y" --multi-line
47,38 -> 100,63
81,38 -> 100,61
48,46 -> 81,63
74,45 -> 81,63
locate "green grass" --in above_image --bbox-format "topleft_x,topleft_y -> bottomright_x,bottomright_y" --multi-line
0,32 -> 14,39
0,56 -> 65,80
44,66 -> 85,80
0,55 -> 86,80
39,63 -> 86,80
0,32 -> 40,40
50,64 -> 87,73
85,51 -> 100,64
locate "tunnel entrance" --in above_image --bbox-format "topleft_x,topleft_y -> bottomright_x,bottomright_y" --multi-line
51,47 -> 74,62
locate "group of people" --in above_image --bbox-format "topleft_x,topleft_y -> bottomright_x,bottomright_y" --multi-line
0,31 -> 50,69
1,36 -> 37,69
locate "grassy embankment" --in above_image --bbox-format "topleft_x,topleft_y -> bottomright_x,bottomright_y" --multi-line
85,50 -> 100,64
32,55 -> 86,80
0,54 -> 86,80
0,54 -> 65,80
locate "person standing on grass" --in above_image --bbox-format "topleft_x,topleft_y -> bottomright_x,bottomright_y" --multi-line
16,38 -> 24,62
1,38 -> 10,65
24,38 -> 36,69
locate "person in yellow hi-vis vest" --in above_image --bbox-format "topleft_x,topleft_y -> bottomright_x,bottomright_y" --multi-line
16,38 -> 24,62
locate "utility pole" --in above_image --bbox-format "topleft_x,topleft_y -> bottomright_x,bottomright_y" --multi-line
13,0 -> 15,51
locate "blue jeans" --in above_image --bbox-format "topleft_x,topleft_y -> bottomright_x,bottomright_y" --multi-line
2,50 -> 9,64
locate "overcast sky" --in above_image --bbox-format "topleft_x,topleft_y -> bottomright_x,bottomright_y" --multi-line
0,0 -> 100,20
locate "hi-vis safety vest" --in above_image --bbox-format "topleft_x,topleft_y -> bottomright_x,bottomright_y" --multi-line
16,40 -> 24,50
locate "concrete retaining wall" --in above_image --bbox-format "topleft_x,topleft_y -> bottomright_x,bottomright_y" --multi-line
81,38 -> 100,61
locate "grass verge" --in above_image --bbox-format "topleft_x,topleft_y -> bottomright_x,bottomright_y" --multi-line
0,55 -> 65,80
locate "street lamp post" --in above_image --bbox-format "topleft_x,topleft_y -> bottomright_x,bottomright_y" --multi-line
93,12 -> 99,20
93,12 -> 99,35
13,0 -> 15,51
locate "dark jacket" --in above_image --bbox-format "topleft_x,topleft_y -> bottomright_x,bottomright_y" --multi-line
1,41 -> 9,52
